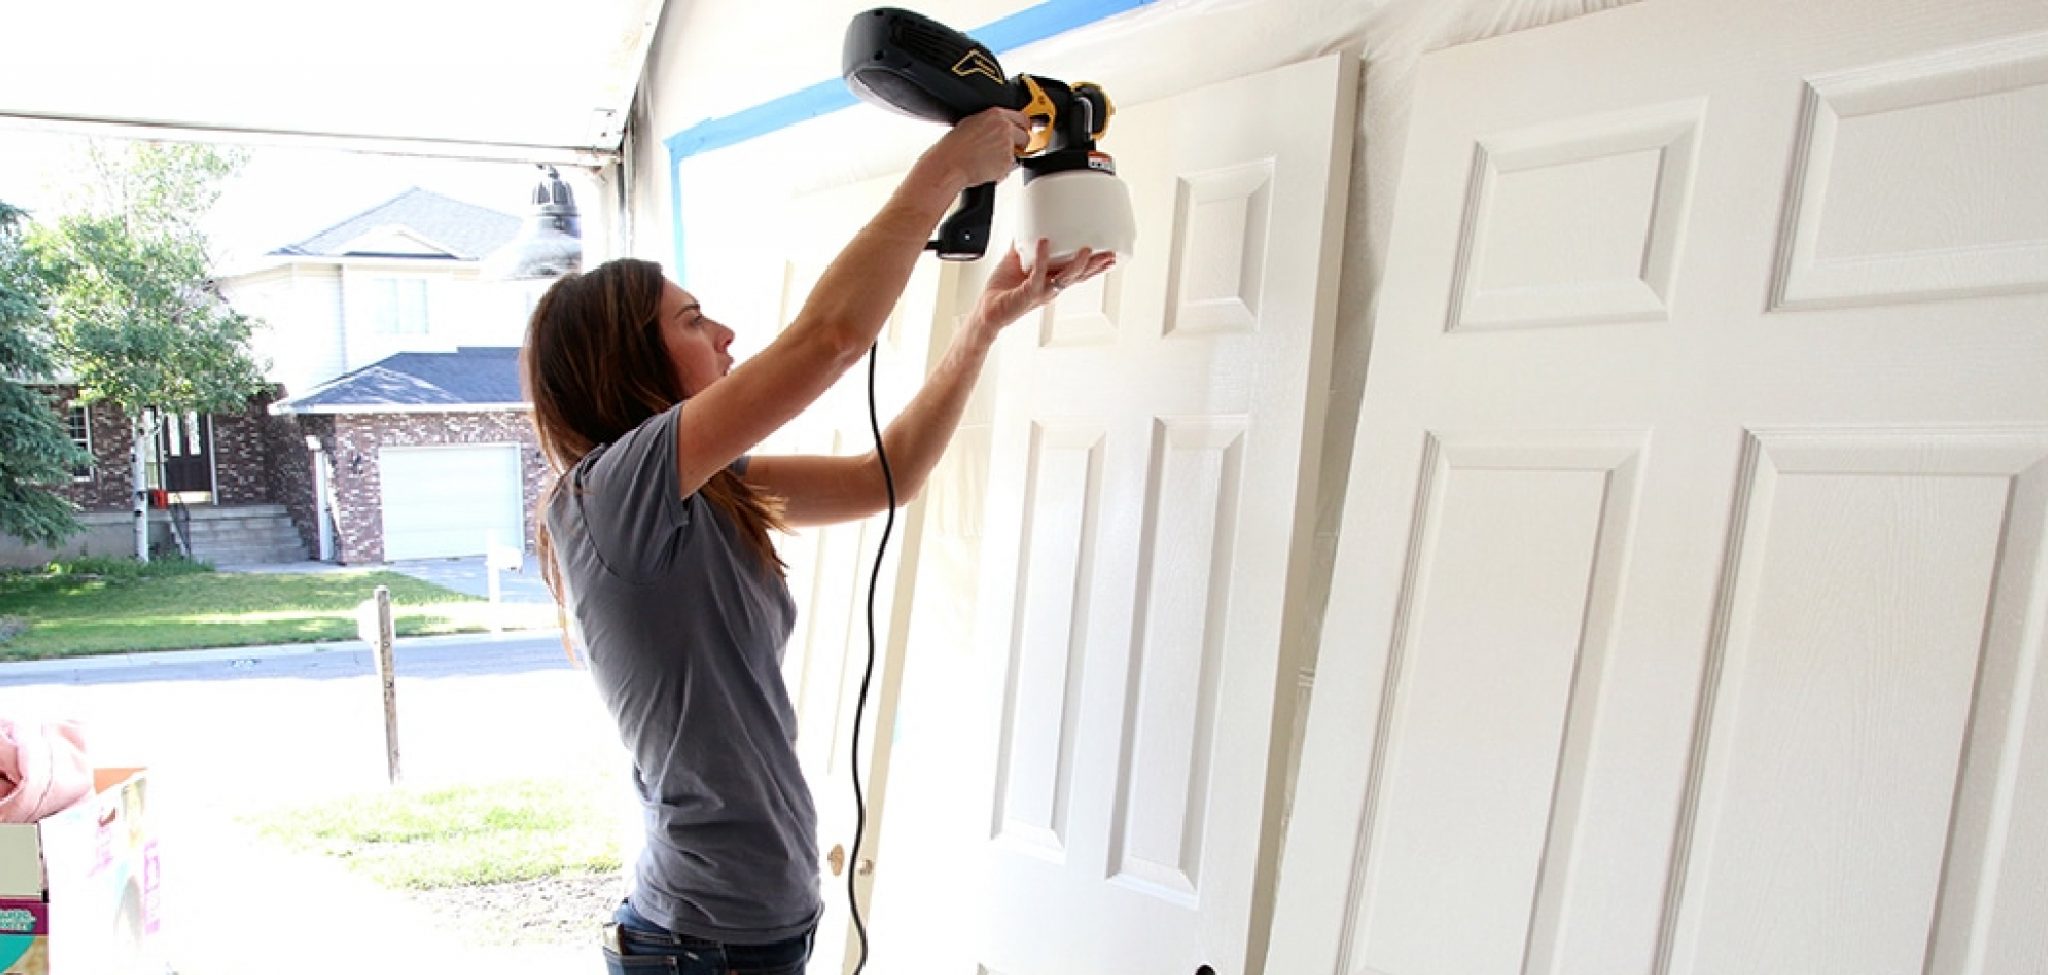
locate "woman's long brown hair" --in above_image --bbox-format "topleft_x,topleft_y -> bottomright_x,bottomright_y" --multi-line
522,258 -> 788,603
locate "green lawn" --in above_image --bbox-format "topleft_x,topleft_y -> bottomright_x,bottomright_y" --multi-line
246,776 -> 623,889
0,558 -> 556,660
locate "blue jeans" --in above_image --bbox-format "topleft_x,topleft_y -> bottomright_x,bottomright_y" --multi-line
601,900 -> 815,975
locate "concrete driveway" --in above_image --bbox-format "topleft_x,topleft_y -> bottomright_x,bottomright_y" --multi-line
0,631 -> 626,975
223,554 -> 555,607
384,554 -> 553,605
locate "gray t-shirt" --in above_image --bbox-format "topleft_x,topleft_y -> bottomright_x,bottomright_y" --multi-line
546,404 -> 817,944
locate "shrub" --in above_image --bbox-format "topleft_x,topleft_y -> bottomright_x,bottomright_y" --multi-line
38,555 -> 214,580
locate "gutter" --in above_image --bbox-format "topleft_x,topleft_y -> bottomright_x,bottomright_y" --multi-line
268,402 -> 533,417
0,112 -> 614,168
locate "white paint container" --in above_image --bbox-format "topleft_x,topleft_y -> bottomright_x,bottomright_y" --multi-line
1015,166 -> 1137,264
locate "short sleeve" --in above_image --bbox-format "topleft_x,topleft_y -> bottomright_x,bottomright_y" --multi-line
572,405 -> 694,577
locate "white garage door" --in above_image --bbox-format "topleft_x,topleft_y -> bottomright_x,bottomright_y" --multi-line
378,444 -> 524,562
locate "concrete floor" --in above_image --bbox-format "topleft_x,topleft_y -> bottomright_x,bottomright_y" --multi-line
0,634 -> 625,975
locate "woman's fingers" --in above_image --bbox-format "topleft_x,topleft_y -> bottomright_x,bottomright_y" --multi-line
973,241 -> 1122,333
1048,248 -> 1090,291
951,109 -> 1028,184
1043,248 -> 1116,294
1029,239 -> 1054,289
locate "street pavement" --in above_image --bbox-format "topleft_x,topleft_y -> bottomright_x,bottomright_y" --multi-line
0,629 -> 630,975
0,631 -> 579,687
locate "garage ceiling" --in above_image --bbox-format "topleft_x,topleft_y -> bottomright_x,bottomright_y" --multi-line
0,0 -> 666,166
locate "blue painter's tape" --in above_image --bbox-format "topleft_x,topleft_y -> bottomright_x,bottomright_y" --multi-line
970,0 -> 1145,51
666,0 -> 1156,276
663,79 -> 860,161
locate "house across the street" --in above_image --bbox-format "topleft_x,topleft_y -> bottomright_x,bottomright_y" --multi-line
270,346 -> 543,565
4,186 -> 551,567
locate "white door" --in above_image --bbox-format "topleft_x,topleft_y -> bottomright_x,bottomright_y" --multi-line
378,444 -> 524,561
733,173 -> 952,975
1269,1 -> 2048,973
879,54 -> 1357,975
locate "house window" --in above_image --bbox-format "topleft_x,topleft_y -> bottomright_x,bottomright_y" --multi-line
163,411 -> 201,456
368,277 -> 431,335
67,404 -> 92,481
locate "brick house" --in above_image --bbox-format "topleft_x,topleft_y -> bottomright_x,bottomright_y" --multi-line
271,347 -> 548,565
2,388 -> 317,567
3,188 -> 551,567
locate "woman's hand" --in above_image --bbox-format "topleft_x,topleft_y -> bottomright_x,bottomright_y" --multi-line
968,238 -> 1118,338
919,108 -> 1031,191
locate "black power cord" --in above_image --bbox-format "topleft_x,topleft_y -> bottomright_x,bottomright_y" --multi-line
848,341 -> 896,975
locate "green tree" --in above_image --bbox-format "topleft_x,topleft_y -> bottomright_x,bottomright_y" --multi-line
28,141 -> 267,561
80,140 -> 243,239
0,200 -> 89,546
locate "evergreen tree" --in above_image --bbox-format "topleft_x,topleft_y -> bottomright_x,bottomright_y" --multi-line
0,200 -> 87,547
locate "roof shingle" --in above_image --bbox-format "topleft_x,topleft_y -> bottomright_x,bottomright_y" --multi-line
275,347 -> 525,412
274,188 -> 520,260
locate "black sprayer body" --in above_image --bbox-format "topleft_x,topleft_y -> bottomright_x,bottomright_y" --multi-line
843,7 -> 1030,123
844,8 -> 1029,259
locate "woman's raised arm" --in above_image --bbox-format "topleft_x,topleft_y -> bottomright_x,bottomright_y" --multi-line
667,109 -> 1030,497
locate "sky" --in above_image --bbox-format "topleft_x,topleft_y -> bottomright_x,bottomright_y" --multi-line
0,128 -> 565,272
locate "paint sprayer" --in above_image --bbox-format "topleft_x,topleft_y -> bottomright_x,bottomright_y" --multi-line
842,7 -> 1137,262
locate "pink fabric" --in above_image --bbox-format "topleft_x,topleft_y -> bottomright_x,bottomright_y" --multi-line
0,718 -> 92,823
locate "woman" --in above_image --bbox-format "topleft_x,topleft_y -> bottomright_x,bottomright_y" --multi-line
520,107 -> 1115,974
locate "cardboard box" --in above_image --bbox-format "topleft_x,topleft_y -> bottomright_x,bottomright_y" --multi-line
0,769 -> 161,975
0,899 -> 48,975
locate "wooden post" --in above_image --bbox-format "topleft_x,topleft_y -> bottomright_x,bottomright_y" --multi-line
486,531 -> 504,634
371,585 -> 400,784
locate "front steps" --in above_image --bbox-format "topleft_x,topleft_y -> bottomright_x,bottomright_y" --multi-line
173,503 -> 310,566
